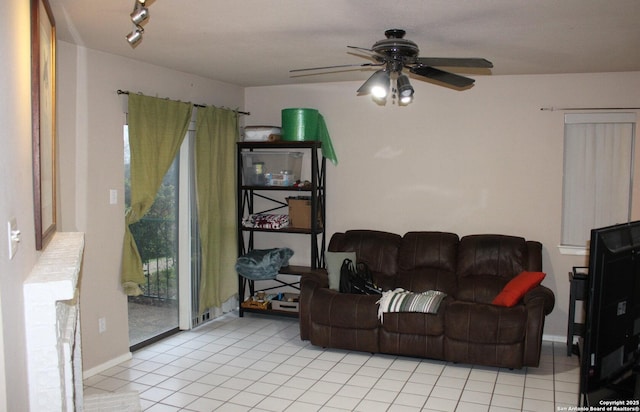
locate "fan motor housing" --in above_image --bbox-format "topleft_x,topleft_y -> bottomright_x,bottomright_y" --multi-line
372,29 -> 419,60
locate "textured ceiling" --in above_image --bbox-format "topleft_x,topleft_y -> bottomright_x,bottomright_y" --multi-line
50,0 -> 640,87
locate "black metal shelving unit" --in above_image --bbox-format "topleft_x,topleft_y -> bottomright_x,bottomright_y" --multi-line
236,141 -> 326,317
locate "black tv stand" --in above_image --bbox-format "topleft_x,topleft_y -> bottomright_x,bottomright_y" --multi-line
581,366 -> 640,406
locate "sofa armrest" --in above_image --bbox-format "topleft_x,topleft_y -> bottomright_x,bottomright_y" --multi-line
521,284 -> 555,366
299,273 -> 329,341
302,272 -> 329,289
523,284 -> 555,316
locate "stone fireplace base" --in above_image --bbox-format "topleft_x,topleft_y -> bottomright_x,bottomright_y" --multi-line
23,232 -> 141,411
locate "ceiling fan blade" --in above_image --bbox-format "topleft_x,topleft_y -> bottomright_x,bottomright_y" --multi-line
290,62 -> 380,73
416,57 -> 493,68
347,45 -> 374,53
409,66 -> 475,88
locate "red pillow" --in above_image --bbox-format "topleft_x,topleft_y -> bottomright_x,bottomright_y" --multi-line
492,271 -> 546,307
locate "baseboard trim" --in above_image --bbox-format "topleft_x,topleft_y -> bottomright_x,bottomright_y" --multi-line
83,352 -> 133,379
543,334 -> 567,343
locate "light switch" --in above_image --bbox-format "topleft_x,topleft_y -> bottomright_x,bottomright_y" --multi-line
7,218 -> 20,260
109,189 -> 118,205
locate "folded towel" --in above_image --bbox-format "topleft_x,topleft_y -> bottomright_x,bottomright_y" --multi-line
242,214 -> 290,229
235,248 -> 294,280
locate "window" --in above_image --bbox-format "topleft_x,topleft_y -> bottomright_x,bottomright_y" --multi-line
561,113 -> 636,253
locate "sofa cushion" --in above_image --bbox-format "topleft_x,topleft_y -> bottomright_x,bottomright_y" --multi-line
398,231 -> 459,272
445,301 -> 527,344
394,231 -> 459,294
379,296 -> 449,337
492,271 -> 546,307
457,235 -> 527,280
394,268 -> 457,295
380,311 -> 446,338
456,276 -> 506,304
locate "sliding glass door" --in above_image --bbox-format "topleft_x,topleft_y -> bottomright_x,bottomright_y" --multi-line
124,126 -> 180,348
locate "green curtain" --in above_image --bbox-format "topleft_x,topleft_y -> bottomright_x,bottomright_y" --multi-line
195,106 -> 239,312
121,94 -> 193,295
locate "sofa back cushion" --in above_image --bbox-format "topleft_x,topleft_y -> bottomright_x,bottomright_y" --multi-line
395,231 -> 459,294
456,234 -> 531,303
328,230 -> 402,279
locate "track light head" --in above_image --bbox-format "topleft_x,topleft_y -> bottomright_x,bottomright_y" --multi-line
130,6 -> 149,25
126,26 -> 144,46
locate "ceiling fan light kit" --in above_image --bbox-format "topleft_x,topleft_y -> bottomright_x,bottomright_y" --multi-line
396,74 -> 414,105
357,70 -> 391,100
291,29 -> 493,106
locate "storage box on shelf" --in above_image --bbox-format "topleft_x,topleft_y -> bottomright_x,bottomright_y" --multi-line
243,126 -> 281,142
271,293 -> 300,312
236,141 -> 327,317
241,151 -> 303,186
287,197 -> 318,229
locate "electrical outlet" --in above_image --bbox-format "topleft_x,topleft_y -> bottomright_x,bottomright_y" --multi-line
98,317 -> 107,334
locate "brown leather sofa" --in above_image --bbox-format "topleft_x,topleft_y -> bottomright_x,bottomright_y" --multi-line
299,230 -> 555,369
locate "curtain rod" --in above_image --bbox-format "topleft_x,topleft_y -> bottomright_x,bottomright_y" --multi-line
117,89 -> 250,115
540,106 -> 640,111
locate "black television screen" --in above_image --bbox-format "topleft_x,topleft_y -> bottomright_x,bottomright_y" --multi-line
581,220 -> 640,400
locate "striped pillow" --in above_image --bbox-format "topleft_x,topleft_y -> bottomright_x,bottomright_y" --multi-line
377,288 -> 447,322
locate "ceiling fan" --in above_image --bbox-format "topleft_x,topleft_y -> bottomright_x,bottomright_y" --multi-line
290,29 -> 493,105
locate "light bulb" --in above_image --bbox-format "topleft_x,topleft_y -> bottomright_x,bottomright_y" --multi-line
371,85 -> 388,99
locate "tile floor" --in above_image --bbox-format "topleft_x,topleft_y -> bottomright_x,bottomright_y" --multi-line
83,311 -> 581,411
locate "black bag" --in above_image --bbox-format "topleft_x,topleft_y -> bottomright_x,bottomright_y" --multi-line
339,259 -> 382,295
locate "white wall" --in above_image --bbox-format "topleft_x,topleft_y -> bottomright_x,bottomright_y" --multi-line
0,0 -> 40,409
56,41 -> 245,372
245,72 -> 640,339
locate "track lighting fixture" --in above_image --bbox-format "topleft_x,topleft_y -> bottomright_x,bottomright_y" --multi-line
130,6 -> 149,25
126,0 -> 150,47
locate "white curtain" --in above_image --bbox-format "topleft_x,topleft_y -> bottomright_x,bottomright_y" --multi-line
562,113 -> 635,247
